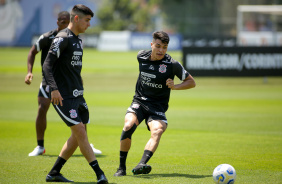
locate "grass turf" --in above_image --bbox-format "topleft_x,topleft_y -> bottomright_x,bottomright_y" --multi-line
0,47 -> 281,183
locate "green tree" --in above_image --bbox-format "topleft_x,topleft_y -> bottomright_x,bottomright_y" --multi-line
89,0 -> 155,32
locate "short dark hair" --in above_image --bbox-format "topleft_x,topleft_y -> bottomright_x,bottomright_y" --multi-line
70,4 -> 94,21
152,31 -> 170,44
57,11 -> 70,21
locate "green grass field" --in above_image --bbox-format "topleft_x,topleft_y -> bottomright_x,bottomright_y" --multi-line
0,47 -> 281,184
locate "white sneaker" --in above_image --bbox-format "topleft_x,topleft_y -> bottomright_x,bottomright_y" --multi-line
28,146 -> 45,156
90,143 -> 102,155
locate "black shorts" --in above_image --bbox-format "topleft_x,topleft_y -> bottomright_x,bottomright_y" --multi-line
38,83 -> 50,98
53,96 -> 90,127
126,99 -> 168,131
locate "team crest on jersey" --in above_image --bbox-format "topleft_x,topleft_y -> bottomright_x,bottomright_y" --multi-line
159,64 -> 167,73
132,103 -> 140,109
69,109 -> 77,118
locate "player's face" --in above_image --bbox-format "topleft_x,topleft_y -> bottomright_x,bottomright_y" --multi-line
150,39 -> 168,61
77,15 -> 92,33
57,15 -> 70,31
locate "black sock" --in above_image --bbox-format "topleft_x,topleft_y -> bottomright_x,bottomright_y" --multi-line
37,140 -> 44,147
48,156 -> 66,176
89,160 -> 103,176
139,150 -> 153,164
119,151 -> 128,170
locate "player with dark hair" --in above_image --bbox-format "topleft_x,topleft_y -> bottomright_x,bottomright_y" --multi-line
43,4 -> 108,183
25,10 -> 102,157
114,31 -> 196,176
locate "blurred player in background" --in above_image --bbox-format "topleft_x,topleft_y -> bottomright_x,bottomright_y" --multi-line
25,10 -> 102,157
43,4 -> 108,183
114,31 -> 196,176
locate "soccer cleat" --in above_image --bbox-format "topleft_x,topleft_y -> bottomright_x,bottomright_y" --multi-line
46,173 -> 73,182
113,168 -> 126,176
97,173 -> 108,184
90,143 -> 102,155
132,163 -> 152,175
28,146 -> 45,156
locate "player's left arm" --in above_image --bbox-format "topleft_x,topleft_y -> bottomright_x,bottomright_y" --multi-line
166,75 -> 196,90
166,61 -> 196,90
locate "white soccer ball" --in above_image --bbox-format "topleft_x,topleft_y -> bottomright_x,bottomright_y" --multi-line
213,164 -> 236,184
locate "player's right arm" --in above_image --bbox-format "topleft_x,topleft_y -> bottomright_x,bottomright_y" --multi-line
25,45 -> 39,85
25,34 -> 48,85
43,36 -> 67,106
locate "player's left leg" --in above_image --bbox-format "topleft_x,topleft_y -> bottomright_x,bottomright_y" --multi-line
132,120 -> 167,175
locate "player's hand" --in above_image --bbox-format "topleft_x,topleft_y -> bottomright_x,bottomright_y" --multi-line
51,90 -> 63,106
25,73 -> 33,85
166,78 -> 175,90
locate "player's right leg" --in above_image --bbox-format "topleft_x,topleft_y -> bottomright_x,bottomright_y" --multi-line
114,113 -> 139,177
29,84 -> 51,156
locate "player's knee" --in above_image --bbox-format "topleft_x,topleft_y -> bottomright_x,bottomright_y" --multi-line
123,121 -> 134,132
38,103 -> 49,112
120,123 -> 137,141
152,128 -> 165,138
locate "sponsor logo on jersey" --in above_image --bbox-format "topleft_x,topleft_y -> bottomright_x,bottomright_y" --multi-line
140,71 -> 162,88
142,81 -> 162,88
159,64 -> 167,73
149,65 -> 154,70
71,52 -> 83,67
73,51 -> 82,55
69,109 -> 77,118
141,72 -> 156,78
73,89 -> 83,97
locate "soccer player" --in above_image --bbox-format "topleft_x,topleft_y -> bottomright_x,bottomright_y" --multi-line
114,31 -> 196,176
42,5 -> 108,183
25,11 -> 102,157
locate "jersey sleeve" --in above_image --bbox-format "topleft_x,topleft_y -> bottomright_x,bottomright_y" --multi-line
172,61 -> 190,81
48,36 -> 68,58
34,34 -> 48,52
42,36 -> 68,91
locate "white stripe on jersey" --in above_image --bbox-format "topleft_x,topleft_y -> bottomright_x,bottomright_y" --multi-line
179,63 -> 188,80
55,105 -> 81,125
57,48 -> 60,58
35,35 -> 44,52
39,82 -> 49,98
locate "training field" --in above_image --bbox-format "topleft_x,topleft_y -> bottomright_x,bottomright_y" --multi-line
0,47 -> 281,184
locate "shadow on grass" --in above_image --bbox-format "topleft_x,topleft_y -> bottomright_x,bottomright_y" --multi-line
129,173 -> 212,179
43,154 -> 107,158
